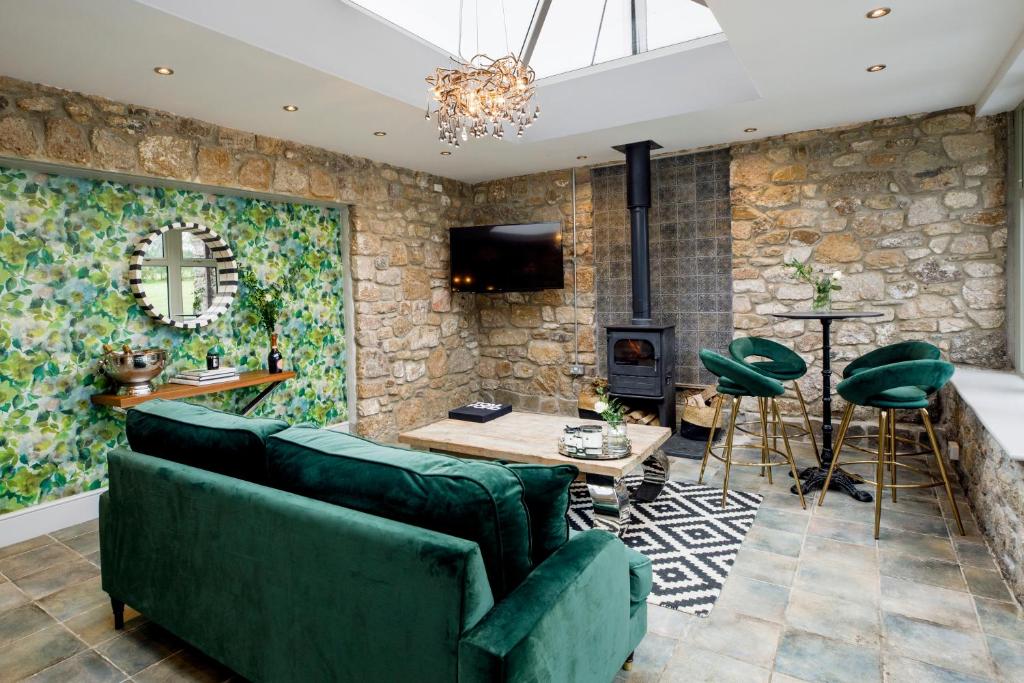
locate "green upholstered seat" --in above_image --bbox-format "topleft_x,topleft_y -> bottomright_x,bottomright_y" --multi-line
842,340 -> 940,379
125,399 -> 288,483
700,349 -> 785,398
266,425 -> 533,599
729,337 -> 807,381
836,359 -> 954,409
506,463 -> 579,564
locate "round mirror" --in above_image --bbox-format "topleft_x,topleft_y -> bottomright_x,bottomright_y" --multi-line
129,221 -> 238,329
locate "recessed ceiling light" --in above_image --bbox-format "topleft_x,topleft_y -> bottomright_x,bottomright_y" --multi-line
282,104 -> 299,112
866,7 -> 891,19
866,64 -> 887,72
576,155 -> 588,160
440,150 -> 452,156
744,127 -> 758,133
153,66 -> 174,76
373,131 -> 387,137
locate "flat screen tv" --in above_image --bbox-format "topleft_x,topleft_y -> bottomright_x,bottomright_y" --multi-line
449,222 -> 563,293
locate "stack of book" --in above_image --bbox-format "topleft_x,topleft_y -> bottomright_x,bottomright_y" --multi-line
168,367 -> 240,386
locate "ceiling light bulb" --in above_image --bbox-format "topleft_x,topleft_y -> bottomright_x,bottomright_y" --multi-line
440,150 -> 452,156
866,7 -> 891,19
744,127 -> 758,133
866,64 -> 887,72
282,104 -> 299,112
153,66 -> 174,76
576,155 -> 588,160
373,131 -> 387,137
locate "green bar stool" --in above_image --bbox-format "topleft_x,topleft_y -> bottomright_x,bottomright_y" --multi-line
819,359 -> 965,539
730,337 -> 820,464
840,340 -> 942,493
697,349 -> 806,510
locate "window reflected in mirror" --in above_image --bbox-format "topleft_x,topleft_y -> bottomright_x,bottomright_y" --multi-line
139,230 -> 220,323
140,265 -> 170,318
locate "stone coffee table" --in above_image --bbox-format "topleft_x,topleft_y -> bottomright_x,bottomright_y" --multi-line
398,411 -> 673,534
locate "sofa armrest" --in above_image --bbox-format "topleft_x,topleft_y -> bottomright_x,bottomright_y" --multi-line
458,529 -> 632,683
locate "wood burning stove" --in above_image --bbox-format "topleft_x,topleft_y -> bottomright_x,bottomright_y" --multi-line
606,324 -> 676,426
603,140 -> 677,430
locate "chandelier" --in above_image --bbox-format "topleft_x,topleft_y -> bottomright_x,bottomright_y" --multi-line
424,1 -> 540,150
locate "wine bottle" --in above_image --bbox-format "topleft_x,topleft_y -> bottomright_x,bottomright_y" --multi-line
268,333 -> 283,374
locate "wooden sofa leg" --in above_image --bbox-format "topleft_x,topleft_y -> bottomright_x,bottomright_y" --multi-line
622,651 -> 634,671
111,598 -> 125,630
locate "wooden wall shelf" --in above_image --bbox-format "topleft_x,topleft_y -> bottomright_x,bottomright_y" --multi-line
91,370 -> 295,414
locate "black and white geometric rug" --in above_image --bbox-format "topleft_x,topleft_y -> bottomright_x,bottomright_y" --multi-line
567,477 -> 762,617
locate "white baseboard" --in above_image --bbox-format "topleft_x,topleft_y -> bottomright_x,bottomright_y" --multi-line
0,488 -> 105,548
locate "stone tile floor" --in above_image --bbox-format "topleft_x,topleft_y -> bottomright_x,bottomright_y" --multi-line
617,441 -> 1024,683
0,520 -> 241,682
1,440 -> 1022,682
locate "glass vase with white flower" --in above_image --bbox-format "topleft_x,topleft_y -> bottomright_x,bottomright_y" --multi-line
593,381 -> 631,457
784,258 -> 843,312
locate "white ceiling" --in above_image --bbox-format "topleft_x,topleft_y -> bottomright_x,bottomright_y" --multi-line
0,0 -> 1022,184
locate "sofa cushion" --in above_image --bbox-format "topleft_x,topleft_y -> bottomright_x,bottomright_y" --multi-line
506,463 -> 578,564
625,548 -> 653,616
266,426 -> 533,599
126,399 -> 289,483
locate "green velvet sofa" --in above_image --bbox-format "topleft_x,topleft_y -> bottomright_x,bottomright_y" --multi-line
100,400 -> 650,682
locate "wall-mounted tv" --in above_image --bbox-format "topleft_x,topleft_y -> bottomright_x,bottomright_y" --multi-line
449,222 -> 564,293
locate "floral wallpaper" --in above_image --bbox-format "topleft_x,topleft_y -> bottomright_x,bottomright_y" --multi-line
0,166 -> 347,513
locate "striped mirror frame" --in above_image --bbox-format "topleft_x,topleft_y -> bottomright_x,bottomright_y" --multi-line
128,221 -> 238,329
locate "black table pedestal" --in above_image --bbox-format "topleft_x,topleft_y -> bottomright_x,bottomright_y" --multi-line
772,311 -> 883,503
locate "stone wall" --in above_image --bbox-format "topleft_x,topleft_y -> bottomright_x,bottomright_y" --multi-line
946,386 -> 1024,603
0,75 -> 479,442
730,107 -> 1009,413
468,169 -> 594,414
593,148 -> 734,386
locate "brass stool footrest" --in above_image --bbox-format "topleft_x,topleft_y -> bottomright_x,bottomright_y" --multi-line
707,444 -> 797,468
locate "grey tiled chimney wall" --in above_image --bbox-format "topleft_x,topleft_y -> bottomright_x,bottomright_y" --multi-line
593,148 -> 733,385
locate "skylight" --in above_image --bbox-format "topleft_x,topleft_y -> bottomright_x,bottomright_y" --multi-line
347,0 -> 722,79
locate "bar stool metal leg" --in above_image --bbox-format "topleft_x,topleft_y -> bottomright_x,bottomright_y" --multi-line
759,397 -> 773,484
818,403 -> 855,506
874,410 -> 888,539
772,398 -> 806,509
920,408 -> 966,536
721,396 -> 741,509
698,394 -> 724,485
793,380 -> 820,465
889,410 -> 898,503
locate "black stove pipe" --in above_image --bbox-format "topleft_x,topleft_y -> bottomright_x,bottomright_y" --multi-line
623,141 -> 654,325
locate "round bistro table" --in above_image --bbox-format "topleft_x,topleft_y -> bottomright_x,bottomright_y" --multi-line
772,310 -> 884,502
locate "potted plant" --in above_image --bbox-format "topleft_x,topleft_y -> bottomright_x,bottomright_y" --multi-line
784,258 -> 843,311
593,380 -> 630,457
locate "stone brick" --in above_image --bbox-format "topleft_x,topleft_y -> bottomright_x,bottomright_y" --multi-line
238,157 -> 271,190
90,128 -> 135,170
943,189 -> 978,209
196,146 -> 233,185
907,196 -> 945,226
949,234 -> 988,255
526,340 -> 565,365
920,111 -> 972,135
401,267 -> 431,300
45,118 -> 90,163
17,97 -> 54,112
138,134 -> 193,178
0,116 -> 38,155
309,167 -> 336,199
273,160 -> 309,194
815,233 -> 861,262
941,132 -> 994,161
